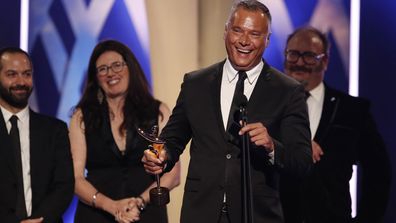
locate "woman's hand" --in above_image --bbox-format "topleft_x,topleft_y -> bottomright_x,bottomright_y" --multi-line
113,198 -> 141,223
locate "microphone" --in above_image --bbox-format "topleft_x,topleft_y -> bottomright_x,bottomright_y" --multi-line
236,94 -> 248,109
228,94 -> 248,145
234,94 -> 248,123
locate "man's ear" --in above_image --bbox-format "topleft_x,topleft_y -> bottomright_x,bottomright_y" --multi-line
323,54 -> 329,71
265,34 -> 271,48
223,24 -> 228,40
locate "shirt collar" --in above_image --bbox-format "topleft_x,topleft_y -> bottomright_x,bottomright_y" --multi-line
224,58 -> 263,85
309,82 -> 325,102
0,105 -> 30,124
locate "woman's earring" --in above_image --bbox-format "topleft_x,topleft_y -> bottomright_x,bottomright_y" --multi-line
97,89 -> 104,104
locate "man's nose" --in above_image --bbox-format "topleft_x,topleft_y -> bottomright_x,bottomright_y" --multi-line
295,56 -> 305,66
239,33 -> 251,45
14,74 -> 28,84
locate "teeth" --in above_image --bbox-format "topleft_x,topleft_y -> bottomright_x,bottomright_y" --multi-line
237,48 -> 251,54
108,79 -> 119,85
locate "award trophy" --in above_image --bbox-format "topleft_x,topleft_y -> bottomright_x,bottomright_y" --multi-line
137,126 -> 170,206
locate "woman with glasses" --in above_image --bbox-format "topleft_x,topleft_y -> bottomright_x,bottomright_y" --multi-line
69,40 -> 180,223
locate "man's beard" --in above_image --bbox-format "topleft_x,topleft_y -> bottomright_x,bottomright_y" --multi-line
0,81 -> 32,109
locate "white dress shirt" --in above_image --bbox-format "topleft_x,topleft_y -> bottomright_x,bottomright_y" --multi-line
220,59 -> 262,128
0,105 -> 32,216
220,59 -> 274,161
306,82 -> 325,139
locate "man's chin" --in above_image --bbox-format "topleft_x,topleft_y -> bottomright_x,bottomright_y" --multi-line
231,59 -> 258,71
3,95 -> 30,109
288,75 -> 308,87
292,77 -> 306,83
290,71 -> 309,77
299,80 -> 309,87
10,99 -> 29,108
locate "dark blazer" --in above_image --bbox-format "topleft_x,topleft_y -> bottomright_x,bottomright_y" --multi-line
161,60 -> 312,223
0,109 -> 74,223
281,85 -> 391,223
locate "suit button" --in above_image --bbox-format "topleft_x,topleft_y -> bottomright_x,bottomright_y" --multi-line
226,154 -> 232,159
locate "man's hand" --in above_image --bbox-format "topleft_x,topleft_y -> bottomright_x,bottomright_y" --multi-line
21,217 -> 44,223
239,122 -> 274,152
311,140 -> 324,163
142,148 -> 167,175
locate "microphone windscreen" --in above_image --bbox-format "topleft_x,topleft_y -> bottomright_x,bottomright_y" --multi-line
236,94 -> 248,108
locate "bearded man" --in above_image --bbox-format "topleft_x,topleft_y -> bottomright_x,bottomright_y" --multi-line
0,47 -> 74,223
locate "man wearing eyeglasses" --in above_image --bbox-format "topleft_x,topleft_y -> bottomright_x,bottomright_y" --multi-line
281,26 -> 391,223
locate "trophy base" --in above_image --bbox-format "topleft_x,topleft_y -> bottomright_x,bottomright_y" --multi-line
150,187 -> 170,206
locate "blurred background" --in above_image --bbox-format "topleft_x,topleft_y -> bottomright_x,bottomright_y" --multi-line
1,0 -> 395,222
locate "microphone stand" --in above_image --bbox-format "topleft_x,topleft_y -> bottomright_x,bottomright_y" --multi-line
239,97 -> 254,223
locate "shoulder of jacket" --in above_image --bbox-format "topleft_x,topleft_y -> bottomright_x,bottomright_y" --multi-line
184,60 -> 225,82
30,109 -> 67,128
325,86 -> 371,109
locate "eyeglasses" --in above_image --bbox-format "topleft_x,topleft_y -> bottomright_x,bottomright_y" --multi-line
285,50 -> 325,65
96,61 -> 126,76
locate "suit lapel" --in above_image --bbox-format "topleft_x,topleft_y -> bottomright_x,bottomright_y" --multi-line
0,111 -> 17,177
210,62 -> 227,137
247,61 -> 272,115
314,86 -> 339,143
29,110 -> 43,186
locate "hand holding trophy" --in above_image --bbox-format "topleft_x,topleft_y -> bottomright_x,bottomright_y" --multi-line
137,126 -> 170,206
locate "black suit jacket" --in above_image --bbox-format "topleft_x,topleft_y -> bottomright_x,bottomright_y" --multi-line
0,109 -> 74,223
161,61 -> 312,223
281,85 -> 391,223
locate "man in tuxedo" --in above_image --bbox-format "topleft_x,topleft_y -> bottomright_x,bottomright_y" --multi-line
281,26 -> 391,223
142,1 -> 312,222
0,47 -> 74,223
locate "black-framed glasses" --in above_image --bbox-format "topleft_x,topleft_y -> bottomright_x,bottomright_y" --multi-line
285,50 -> 325,65
96,61 -> 126,76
